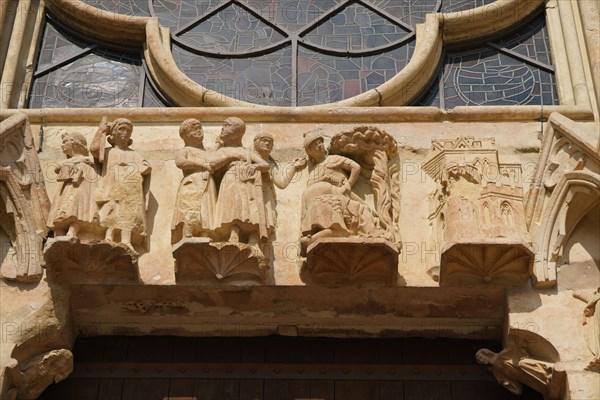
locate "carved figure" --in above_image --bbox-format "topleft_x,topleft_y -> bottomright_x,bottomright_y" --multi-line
300,130 -> 380,254
46,132 -> 98,238
211,117 -> 270,245
90,118 -> 151,248
476,347 -> 564,399
574,287 -> 600,372
171,119 -> 217,244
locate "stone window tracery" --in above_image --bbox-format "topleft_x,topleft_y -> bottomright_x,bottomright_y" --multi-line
29,0 -> 558,108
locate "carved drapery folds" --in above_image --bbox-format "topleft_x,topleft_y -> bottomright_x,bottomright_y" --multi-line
0,113 -> 50,282
43,117 -> 151,284
300,127 -> 401,286
476,344 -> 566,399
5,349 -> 73,400
525,113 -> 600,287
424,136 -> 533,286
573,287 -> 600,372
171,118 -> 304,285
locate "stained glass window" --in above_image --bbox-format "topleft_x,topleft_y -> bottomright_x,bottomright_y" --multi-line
30,0 -> 558,108
29,13 -> 171,108
416,10 -> 558,108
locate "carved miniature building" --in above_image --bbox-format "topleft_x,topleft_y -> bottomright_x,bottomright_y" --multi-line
0,0 -> 599,399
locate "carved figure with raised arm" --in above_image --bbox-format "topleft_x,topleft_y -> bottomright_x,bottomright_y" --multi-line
171,118 -> 216,244
46,131 -> 98,239
90,117 -> 151,249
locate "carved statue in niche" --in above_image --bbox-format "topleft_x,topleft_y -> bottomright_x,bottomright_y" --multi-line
574,287 -> 600,372
476,347 -> 565,399
90,117 -> 151,249
171,119 -> 216,244
0,113 -> 49,282
299,127 -> 400,286
46,131 -> 98,239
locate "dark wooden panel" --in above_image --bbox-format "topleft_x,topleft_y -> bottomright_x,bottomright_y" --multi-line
242,338 -> 266,362
335,380 -> 378,400
379,380 -> 404,400
194,379 -> 240,400
239,379 -> 264,400
404,381 -> 452,400
379,340 -> 404,364
97,378 -> 124,400
39,378 -> 99,400
121,378 -> 170,400
102,337 -> 130,362
168,379 -> 195,398
335,340 -> 380,363
264,379 -> 311,400
196,338 -> 242,363
310,380 -> 334,400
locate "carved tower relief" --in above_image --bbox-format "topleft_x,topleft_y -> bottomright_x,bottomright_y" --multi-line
0,113 -> 50,282
43,117 -> 151,284
424,136 -> 533,286
299,126 -> 401,286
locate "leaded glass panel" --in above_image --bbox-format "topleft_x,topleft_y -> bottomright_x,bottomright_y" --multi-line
494,13 -> 553,66
440,0 -> 496,13
30,50 -> 142,108
364,0 -> 440,26
302,3 -> 411,51
152,0 -> 223,30
179,3 -> 286,54
37,22 -> 90,70
81,0 -> 151,16
172,44 -> 292,106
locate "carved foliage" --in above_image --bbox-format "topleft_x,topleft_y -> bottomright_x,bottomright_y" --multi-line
173,238 -> 268,285
0,113 -> 50,282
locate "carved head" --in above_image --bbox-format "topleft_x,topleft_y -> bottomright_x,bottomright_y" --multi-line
253,132 -> 274,155
220,117 -> 246,144
61,132 -> 89,157
304,131 -> 327,163
180,118 -> 204,148
475,348 -> 499,365
108,118 -> 133,148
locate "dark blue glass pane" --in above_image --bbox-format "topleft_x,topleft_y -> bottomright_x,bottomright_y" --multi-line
416,74 -> 441,107
152,0 -> 223,30
297,40 -> 415,106
172,44 -> 292,106
493,12 -> 553,66
36,21 -> 89,71
302,3 -> 410,51
142,77 -> 172,107
180,3 -> 286,53
81,0 -> 150,16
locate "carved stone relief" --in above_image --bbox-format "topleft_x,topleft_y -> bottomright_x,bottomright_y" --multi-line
525,113 -> 600,287
299,127 -> 401,286
424,136 -> 533,286
0,113 -> 50,282
573,287 -> 600,372
5,349 -> 73,400
171,118 -> 304,285
476,345 -> 566,399
44,117 -> 151,284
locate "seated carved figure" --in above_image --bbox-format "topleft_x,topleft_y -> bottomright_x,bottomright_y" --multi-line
90,118 -> 151,249
46,131 -> 98,239
171,119 -> 216,244
300,130 -> 380,254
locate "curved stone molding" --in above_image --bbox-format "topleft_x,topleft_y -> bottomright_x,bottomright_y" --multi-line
302,238 -> 399,286
442,0 -> 545,44
173,238 -> 268,285
144,18 -> 256,108
45,0 -> 149,46
0,113 -> 50,282
43,238 -> 140,284
525,113 -> 600,287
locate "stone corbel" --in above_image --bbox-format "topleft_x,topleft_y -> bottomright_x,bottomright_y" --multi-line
0,113 -> 50,282
5,349 -> 73,400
